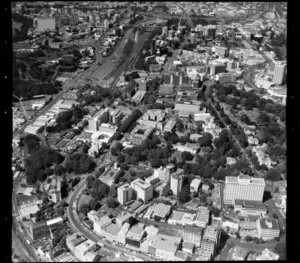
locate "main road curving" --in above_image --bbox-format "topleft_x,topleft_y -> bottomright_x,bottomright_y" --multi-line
67,177 -> 156,261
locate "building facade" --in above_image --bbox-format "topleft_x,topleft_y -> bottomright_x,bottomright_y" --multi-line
257,218 -> 280,240
224,175 -> 265,204
170,173 -> 183,196
182,225 -> 203,247
117,184 -> 133,205
131,178 -> 153,203
273,63 -> 286,85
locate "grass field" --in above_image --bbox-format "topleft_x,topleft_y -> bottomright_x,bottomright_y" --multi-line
78,194 -> 93,208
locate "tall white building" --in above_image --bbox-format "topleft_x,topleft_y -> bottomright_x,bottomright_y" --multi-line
153,166 -> 170,181
117,184 -> 133,205
131,178 -> 153,203
273,63 -> 286,84
104,19 -> 110,30
170,172 -> 183,196
162,26 -> 168,36
224,175 -> 265,205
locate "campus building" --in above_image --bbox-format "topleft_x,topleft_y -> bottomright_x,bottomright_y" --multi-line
273,62 -> 286,85
170,171 -> 184,196
131,178 -> 153,203
117,184 -> 133,205
182,225 -> 203,247
257,218 -> 280,241
234,199 -> 267,217
224,175 -> 265,205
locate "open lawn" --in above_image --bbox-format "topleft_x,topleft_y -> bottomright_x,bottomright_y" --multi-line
78,194 -> 93,208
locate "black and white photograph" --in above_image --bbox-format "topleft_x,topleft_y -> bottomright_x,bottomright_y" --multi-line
10,1 -> 288,262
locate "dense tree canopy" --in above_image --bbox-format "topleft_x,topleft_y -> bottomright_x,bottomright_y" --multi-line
65,153 -> 96,174
24,142 -> 64,184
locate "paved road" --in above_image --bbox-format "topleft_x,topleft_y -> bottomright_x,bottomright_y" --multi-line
67,178 -> 155,261
207,97 -> 258,177
12,229 -> 36,262
265,199 -> 286,231
216,237 -> 278,261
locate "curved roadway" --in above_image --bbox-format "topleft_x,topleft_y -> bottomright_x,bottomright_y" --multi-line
67,178 -> 156,261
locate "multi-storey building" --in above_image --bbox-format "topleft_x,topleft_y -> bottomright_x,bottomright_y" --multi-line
182,225 -> 203,247
234,199 -> 267,217
151,234 -> 182,261
162,26 -> 168,36
125,223 -> 146,250
257,218 -> 280,240
153,166 -> 171,181
131,178 -> 153,203
117,184 -> 133,205
273,62 -> 286,85
170,172 -> 184,196
190,178 -> 201,193
194,206 -> 210,228
198,225 -> 221,260
224,175 -> 265,205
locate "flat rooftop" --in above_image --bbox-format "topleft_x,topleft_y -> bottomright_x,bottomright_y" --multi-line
234,199 -> 266,209
131,178 -> 152,190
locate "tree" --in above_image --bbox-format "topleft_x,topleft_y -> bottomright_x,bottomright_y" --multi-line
275,241 -> 286,260
198,132 -> 213,147
82,144 -> 90,153
99,111 -> 109,123
150,158 -> 162,168
210,206 -> 221,217
265,169 -> 281,182
245,236 -> 253,242
54,164 -> 65,176
23,134 -> 40,152
86,175 -> 95,189
106,196 -> 118,208
178,188 -> 190,203
79,203 -> 90,215
95,166 -> 105,178
176,119 -> 184,132
93,254 -> 102,262
109,185 -> 118,198
89,198 -> 100,211
181,151 -> 194,162
65,153 -> 96,174
72,49 -> 82,60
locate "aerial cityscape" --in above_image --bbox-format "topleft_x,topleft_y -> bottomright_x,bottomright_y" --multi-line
11,1 -> 287,262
